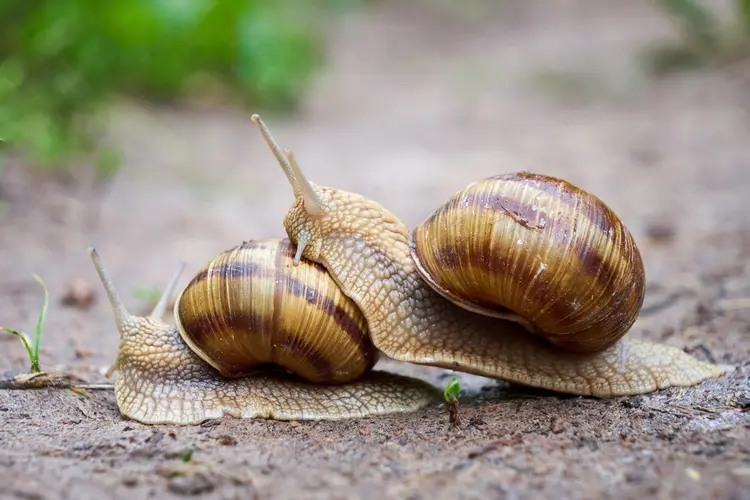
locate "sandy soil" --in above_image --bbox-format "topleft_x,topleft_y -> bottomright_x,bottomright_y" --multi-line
1,1 -> 749,498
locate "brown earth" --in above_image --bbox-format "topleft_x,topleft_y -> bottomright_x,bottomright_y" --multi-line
1,1 -> 749,499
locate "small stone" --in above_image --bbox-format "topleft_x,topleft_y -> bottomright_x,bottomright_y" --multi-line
122,476 -> 138,487
622,396 -> 643,409
550,417 -> 566,434
217,435 -> 237,446
578,436 -> 599,451
685,468 -> 700,482
146,431 -> 164,444
74,343 -> 93,359
643,216 -> 675,243
168,474 -> 215,496
60,279 -> 96,310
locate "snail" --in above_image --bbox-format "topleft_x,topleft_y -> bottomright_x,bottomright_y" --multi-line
249,113 -> 724,397
89,239 -> 439,425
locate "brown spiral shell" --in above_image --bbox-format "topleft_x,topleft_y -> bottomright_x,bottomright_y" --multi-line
409,172 -> 646,353
174,239 -> 377,384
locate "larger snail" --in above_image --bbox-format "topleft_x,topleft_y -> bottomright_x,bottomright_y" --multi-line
91,115 -> 724,426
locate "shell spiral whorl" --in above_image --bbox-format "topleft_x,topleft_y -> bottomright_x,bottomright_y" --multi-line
409,172 -> 646,353
174,239 -> 377,384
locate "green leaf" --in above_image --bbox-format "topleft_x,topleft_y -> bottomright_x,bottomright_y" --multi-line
180,449 -> 193,463
443,376 -> 461,403
31,274 -> 49,373
1,327 -> 35,370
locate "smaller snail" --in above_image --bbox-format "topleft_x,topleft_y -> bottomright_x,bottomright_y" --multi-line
90,239 -> 438,425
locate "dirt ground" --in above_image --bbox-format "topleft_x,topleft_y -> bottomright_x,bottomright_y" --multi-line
2,1 -> 750,499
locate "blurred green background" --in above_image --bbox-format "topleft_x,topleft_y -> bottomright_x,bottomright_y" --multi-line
0,0 -> 747,181
0,0 -> 357,178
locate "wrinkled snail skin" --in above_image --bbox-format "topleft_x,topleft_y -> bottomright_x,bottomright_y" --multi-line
249,114 -> 725,397
88,246 -> 440,425
409,172 -> 646,354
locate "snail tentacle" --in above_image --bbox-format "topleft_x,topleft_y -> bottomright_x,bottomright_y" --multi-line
149,261 -> 185,319
249,114 -> 325,219
251,114 -> 298,193
285,149 -> 325,219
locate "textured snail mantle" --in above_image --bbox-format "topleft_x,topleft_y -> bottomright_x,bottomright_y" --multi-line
250,113 -> 724,397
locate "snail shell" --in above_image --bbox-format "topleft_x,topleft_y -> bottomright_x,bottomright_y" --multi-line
409,172 -> 646,353
174,238 -> 377,384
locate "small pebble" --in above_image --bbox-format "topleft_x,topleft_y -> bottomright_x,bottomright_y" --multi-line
74,344 -> 93,359
685,468 -> 701,482
644,221 -> 675,243
217,435 -> 237,446
122,476 -> 138,487
168,474 -> 215,496
60,279 -> 96,310
146,431 -> 164,444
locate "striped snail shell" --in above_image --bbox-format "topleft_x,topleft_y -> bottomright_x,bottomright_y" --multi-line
174,238 -> 377,384
409,172 -> 646,354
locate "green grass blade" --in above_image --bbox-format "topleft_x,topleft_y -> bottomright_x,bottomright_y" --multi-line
31,274 -> 49,373
1,327 -> 35,370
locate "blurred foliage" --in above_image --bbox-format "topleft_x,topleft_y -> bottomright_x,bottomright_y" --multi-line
645,0 -> 750,74
0,0 -> 357,175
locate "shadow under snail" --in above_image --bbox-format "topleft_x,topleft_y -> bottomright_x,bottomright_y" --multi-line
90,115 -> 724,425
